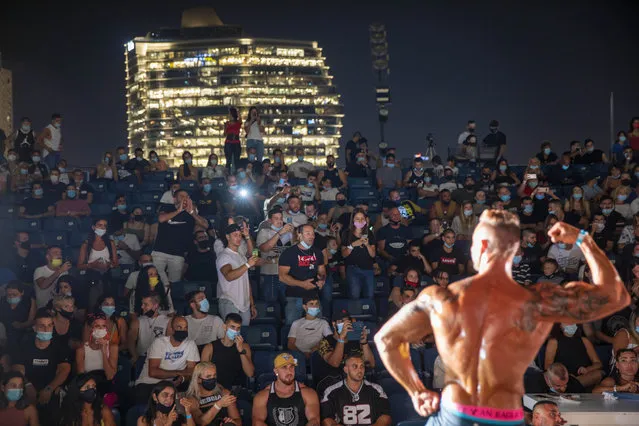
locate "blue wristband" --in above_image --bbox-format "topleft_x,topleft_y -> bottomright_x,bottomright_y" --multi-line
337,339 -> 345,343
576,229 -> 587,247
186,414 -> 192,419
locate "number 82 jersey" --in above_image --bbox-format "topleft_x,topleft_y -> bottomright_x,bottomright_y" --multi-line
320,380 -> 391,425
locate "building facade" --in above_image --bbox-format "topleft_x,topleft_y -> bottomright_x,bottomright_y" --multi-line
0,67 -> 13,150
124,10 -> 343,168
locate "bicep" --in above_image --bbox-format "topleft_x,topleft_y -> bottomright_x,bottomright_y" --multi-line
530,281 -> 611,324
220,263 -> 232,275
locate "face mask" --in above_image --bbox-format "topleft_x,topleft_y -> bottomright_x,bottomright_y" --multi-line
92,328 -> 108,340
562,165 -> 569,171
21,124 -> 31,132
571,193 -> 582,200
32,188 -> 44,197
144,309 -> 156,318
424,177 -> 432,183
300,240 -> 312,250
58,167 -> 66,173
151,157 -> 159,162
79,388 -> 97,403
602,208 -> 613,215
327,162 -> 335,168
226,329 -> 239,340
149,276 -> 159,288
229,185 -> 238,190
238,171 -> 247,179
197,240 -> 209,250
329,248 -> 337,255
58,309 -> 74,320
8,154 -> 16,161
32,156 -> 41,163
513,255 -> 522,265
67,190 -> 76,198
7,296 -> 21,304
444,242 -> 454,249
618,195 -> 628,201
101,306 -> 116,316
622,179 -> 632,186
185,158 -> 192,165
586,147 -> 594,153
49,174 -> 60,184
51,258 -> 63,268
199,298 -> 210,313
499,165 -> 507,172
307,307 -> 320,317
118,154 -> 127,162
527,242 -> 535,248
6,388 -> 23,402
500,195 -> 510,202
594,223 -> 604,232
548,386 -> 559,394
64,291 -> 72,297
156,402 -> 174,415
134,214 -> 144,222
173,330 -> 188,342
276,197 -> 286,204
357,157 -> 365,163
528,181 -> 538,189
336,323 -> 344,334
318,223 -> 328,230
20,169 -> 28,175
297,156 -> 305,161
463,209 -> 473,217
53,123 -> 61,129
274,156 -> 281,163
354,220 -> 366,229
307,181 -> 314,188
94,229 -> 106,237
620,136 -> 627,142
558,243 -> 566,249
476,199 -> 485,204
337,199 -> 346,206
562,324 -> 578,336
36,331 -> 53,341
387,163 -> 395,168
548,210 -> 556,216
201,378 -> 217,391
117,204 -> 127,211
20,241 -> 30,250
203,183 -> 212,193
535,193 -> 545,200
523,205 -> 534,214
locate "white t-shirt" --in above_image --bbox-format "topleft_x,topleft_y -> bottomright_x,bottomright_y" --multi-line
256,226 -> 292,276
159,190 -> 175,205
288,317 -> 332,353
547,244 -> 585,273
137,314 -> 170,356
33,265 -> 68,308
214,239 -> 248,258
282,211 -> 308,229
136,336 -> 200,385
298,185 -> 316,202
216,248 -> 251,312
186,314 -> 225,346
125,269 -> 172,313
320,188 -> 339,201
116,234 -> 141,265
288,160 -> 315,179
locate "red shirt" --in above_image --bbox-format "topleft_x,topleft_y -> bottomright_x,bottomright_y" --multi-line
224,121 -> 242,144
629,132 -> 639,151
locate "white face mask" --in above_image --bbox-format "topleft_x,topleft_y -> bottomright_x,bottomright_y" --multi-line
94,229 -> 106,237
92,328 -> 107,339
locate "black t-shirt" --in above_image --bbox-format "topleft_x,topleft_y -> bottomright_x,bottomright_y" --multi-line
53,319 -> 84,352
22,197 -> 51,216
109,210 -> 129,232
341,231 -> 376,270
73,182 -> 94,201
12,338 -> 71,391
377,224 -> 410,260
428,244 -> 466,275
321,380 -> 390,425
522,245 -> 544,274
0,298 -> 32,343
524,370 -> 585,394
154,205 -> 196,257
578,149 -> 605,165
592,230 -> 614,251
345,163 -> 370,178
185,248 -> 217,282
345,140 -> 358,164
42,181 -> 67,202
125,158 -> 150,171
536,152 -> 558,165
192,191 -> 218,217
604,211 -> 625,232
279,245 -> 325,298
519,211 -> 541,226
396,255 -> 426,275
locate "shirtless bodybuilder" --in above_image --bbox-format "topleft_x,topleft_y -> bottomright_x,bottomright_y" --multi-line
375,210 -> 630,426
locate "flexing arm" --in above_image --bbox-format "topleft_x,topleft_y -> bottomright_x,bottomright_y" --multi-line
529,223 -> 630,324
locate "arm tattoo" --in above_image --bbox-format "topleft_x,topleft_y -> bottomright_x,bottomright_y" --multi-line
528,282 -> 610,321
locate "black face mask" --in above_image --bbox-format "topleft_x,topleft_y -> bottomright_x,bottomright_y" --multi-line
326,162 -> 334,168
173,330 -> 188,342
20,241 -> 30,250
144,309 -> 156,318
58,309 -> 74,320
197,240 -> 209,250
79,388 -> 97,403
156,401 -> 174,414
464,184 -> 474,190
482,174 -> 490,180
201,378 -> 217,391
389,219 -> 400,225
134,214 -> 145,222
336,200 -> 346,207
622,179 -> 632,186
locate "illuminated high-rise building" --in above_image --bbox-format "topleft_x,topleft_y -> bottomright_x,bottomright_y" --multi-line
124,8 -> 343,167
0,59 -> 13,143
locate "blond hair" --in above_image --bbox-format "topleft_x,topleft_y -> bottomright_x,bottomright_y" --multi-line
476,209 -> 521,259
52,294 -> 75,310
186,362 -> 220,398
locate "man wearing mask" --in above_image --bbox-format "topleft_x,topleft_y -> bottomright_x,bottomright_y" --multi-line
318,154 -> 347,190
345,131 -> 363,165
19,182 -> 55,219
457,119 -> 476,145
287,296 -> 332,358
477,166 -> 495,193
377,207 -> 412,264
550,153 -> 576,186
71,169 -> 94,204
42,168 -> 66,201
192,178 -> 221,217
115,146 -> 133,180
521,229 -> 544,274
429,189 -> 458,224
125,147 -> 150,178
123,254 -> 170,299
283,195 -> 308,228
536,141 -> 558,165
590,214 -> 614,253
298,172 -> 321,202
579,139 -> 608,165
376,153 -> 403,190
135,316 -> 199,403
451,176 -> 477,204
288,148 -> 315,179
481,119 -> 507,162
345,149 -> 372,178
497,186 -> 519,213
28,150 -> 49,181
33,246 -> 71,308
237,146 -> 261,174
12,117 -> 37,162
184,230 -> 217,282
600,196 -> 625,235
278,224 -> 326,326
184,290 -> 225,351
207,313 -> 255,389
37,113 -> 63,171
127,294 -> 170,367
257,209 -> 295,305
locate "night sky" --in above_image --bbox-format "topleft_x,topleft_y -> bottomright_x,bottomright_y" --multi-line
1,1 -> 638,166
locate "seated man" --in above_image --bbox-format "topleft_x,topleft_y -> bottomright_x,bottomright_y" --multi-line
592,349 -> 639,393
11,308 -> 71,420
429,189 -> 458,224
71,169 -> 94,203
525,362 -> 585,394
33,246 -> 72,309
19,182 -> 55,218
42,168 -> 67,201
252,353 -> 320,426
112,224 -> 142,265
288,296 -> 332,358
282,195 -> 308,228
531,400 -> 566,426
547,241 -> 585,276
376,153 -> 402,190
316,310 -> 375,385
512,247 -> 532,286
27,150 -> 49,181
387,286 -> 417,318
192,178 -> 222,217
184,290 -> 225,351
127,294 -> 170,367
54,185 -> 91,217
288,148 -> 315,179
320,353 -> 392,426
396,240 -> 432,276
135,315 -> 200,403
298,171 -> 321,203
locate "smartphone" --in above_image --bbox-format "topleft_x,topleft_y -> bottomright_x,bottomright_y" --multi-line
252,248 -> 259,258
526,174 -> 537,180
347,322 -> 367,342
538,187 -> 548,193
286,217 -> 292,224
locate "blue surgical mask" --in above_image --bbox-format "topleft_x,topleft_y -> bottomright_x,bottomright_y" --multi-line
573,193 -> 582,200
476,199 -> 485,204
635,326 -> 639,334
248,154 -> 256,161
32,156 -> 41,163
387,163 -> 395,168
318,223 -> 328,230
549,386 -> 559,394
34,188 -> 44,197
500,195 -> 511,202
523,205 -> 534,214
274,156 -> 281,163
527,242 -> 535,248
513,255 -> 522,265
298,156 -> 304,161
272,224 -> 283,232
7,296 -> 21,304
562,165 -> 569,171
424,177 -> 432,183
300,241 -> 312,250
226,329 -> 239,340
635,172 -> 639,179
20,169 -> 28,175
563,324 -> 578,336
528,181 -> 538,188
119,154 -> 127,161
529,165 -> 539,170
618,195 -> 628,202
307,307 -> 320,317
558,243 -> 566,249
185,158 -> 192,165
117,204 -> 127,211
329,248 -> 337,255
444,242 -> 454,249
602,208 -> 613,215
544,148 -> 551,155
548,210 -> 556,216
463,210 -> 473,217
238,171 -> 246,179
6,389 -> 23,402
199,298 -> 210,313
58,167 -> 66,173
101,306 -> 116,316
336,323 -> 344,334
67,190 -> 76,198
499,165 -> 507,172
586,147 -> 594,153
279,178 -> 287,186
36,331 -> 53,341
535,193 -> 545,200
307,182 -> 314,187
114,235 -> 125,241
203,183 -> 212,192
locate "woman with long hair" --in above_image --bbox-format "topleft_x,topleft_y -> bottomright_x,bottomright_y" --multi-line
0,281 -> 35,345
563,185 -> 591,227
132,265 -> 172,315
202,153 -> 227,179
137,381 -> 194,426
244,106 -> 265,162
612,185 -> 633,220
78,218 -> 119,307
82,295 -> 127,348
450,201 -> 477,240
491,158 -> 521,186
612,311 -> 639,361
341,208 -> 376,299
538,214 -> 559,251
178,151 -> 198,181
224,108 -> 242,172
76,313 -> 118,381
56,373 -> 115,426
184,362 -> 241,426
389,267 -> 421,311
603,164 -> 623,193
96,151 -> 118,182
612,130 -> 629,163
123,206 -> 152,247
593,349 -> 639,394
148,150 -> 168,172
0,371 -> 38,426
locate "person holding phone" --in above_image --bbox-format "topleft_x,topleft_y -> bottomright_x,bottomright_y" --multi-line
244,106 -> 265,163
341,209 -> 376,299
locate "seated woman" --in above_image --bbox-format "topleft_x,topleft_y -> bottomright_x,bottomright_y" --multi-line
592,349 -> 639,394
563,185 -> 591,228
96,151 -> 118,181
450,201 -> 478,240
184,362 -> 242,426
124,207 -> 152,248
388,267 -> 421,313
612,312 -> 639,358
56,373 -> 115,426
148,151 -> 169,172
76,313 -> 118,381
0,281 -> 35,345
178,151 -> 199,182
137,381 -> 195,426
82,295 -> 128,350
131,265 -> 173,315
51,294 -> 84,352
0,371 -> 38,426
544,323 -> 604,388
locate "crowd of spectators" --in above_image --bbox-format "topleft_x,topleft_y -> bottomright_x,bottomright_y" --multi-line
0,113 -> 639,425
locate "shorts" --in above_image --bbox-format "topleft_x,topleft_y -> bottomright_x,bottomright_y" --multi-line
425,401 -> 525,426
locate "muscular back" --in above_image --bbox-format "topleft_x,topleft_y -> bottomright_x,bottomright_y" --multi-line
427,275 -> 553,408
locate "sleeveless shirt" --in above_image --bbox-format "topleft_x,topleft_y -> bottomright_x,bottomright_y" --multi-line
266,381 -> 307,426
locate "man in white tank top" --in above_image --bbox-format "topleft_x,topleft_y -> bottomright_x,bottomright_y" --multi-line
128,294 -> 170,365
37,113 -> 63,171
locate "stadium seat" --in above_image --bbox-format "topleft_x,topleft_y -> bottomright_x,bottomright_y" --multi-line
368,200 -> 382,213
349,188 -> 378,201
236,398 -> 252,426
69,232 -> 89,248
348,177 -> 374,188
140,181 -> 167,192
93,192 -> 116,205
180,180 -> 198,193
210,177 -> 226,190
115,181 -> 139,193
146,171 -> 173,181
0,205 -> 17,219
320,200 -> 336,213
43,217 -> 79,232
137,191 -> 163,203
88,181 -> 108,192
241,324 -> 278,351
91,204 -> 114,217
280,325 -> 291,349
332,299 -> 376,321
375,296 -> 389,320
421,347 -> 439,375
42,230 -> 68,247
171,281 -> 215,304
259,276 -> 279,302
139,203 -> 159,215
0,268 -> 17,285
252,300 -> 281,325
11,218 -> 41,232
374,276 -> 390,296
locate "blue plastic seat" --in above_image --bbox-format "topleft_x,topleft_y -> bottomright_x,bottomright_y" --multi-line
0,205 -> 17,219
252,301 -> 281,325
374,276 -> 390,296
241,324 -> 278,351
146,171 -> 173,182
349,188 -> 378,201
69,232 -> 89,247
115,181 -> 139,193
332,298 -> 376,321
43,217 -> 79,232
137,191 -> 163,203
211,178 -> 226,190
12,218 -> 41,232
320,200 -> 336,213
42,230 -> 68,247
140,181 -> 167,192
88,181 -> 108,193
348,177 -> 374,188
90,204 -> 114,217
179,180 -> 198,193
368,200 -> 382,213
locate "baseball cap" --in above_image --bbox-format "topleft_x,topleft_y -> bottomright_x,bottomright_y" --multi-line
225,224 -> 241,234
274,353 -> 298,369
332,309 -> 351,322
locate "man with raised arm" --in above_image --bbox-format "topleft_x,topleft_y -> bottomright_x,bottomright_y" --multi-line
375,210 -> 629,426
